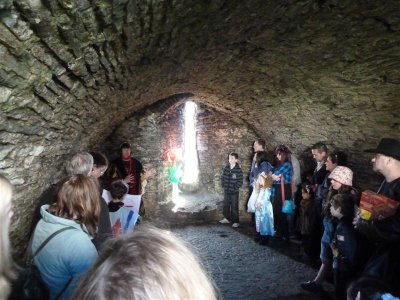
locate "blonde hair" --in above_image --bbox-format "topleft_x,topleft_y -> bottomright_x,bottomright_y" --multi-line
74,225 -> 218,300
255,173 -> 273,192
48,175 -> 100,236
0,174 -> 14,300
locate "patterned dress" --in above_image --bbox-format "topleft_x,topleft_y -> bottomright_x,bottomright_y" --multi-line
255,188 -> 275,236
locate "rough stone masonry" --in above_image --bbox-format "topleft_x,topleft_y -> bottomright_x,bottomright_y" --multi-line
0,0 -> 399,256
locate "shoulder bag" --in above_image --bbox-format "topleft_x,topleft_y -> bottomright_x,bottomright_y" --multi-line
281,176 -> 295,214
9,226 -> 75,300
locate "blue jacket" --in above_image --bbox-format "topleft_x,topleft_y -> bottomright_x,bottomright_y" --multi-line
31,205 -> 98,300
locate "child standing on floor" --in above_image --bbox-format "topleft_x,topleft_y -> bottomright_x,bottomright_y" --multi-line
108,180 -> 137,236
219,152 -> 243,228
254,172 -> 274,245
330,193 -> 358,300
298,183 -> 314,250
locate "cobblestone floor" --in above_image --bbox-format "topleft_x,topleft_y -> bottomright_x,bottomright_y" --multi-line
168,223 -> 331,300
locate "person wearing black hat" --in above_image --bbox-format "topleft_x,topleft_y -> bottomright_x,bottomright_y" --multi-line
354,137 -> 400,293
366,138 -> 400,200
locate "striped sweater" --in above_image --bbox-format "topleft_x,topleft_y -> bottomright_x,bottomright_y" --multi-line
221,163 -> 243,193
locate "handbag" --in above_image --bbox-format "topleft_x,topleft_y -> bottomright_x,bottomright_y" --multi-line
281,176 -> 295,214
247,189 -> 259,213
9,227 -> 75,300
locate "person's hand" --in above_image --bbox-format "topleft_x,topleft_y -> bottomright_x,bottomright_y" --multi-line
145,168 -> 156,178
255,202 -> 262,210
353,208 -> 361,226
124,174 -> 134,183
271,174 -> 280,181
141,179 -> 148,195
330,242 -> 339,257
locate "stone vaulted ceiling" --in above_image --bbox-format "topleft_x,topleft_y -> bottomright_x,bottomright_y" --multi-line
1,0 -> 400,250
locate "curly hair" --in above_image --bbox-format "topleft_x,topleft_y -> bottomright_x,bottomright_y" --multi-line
255,173 -> 274,191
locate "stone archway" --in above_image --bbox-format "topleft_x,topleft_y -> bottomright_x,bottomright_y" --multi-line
100,93 -> 258,225
1,1 -> 399,254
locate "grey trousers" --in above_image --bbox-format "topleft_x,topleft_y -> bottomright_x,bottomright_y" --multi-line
223,191 -> 239,223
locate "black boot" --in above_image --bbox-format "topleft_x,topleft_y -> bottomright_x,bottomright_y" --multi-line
254,232 -> 261,243
259,236 -> 270,245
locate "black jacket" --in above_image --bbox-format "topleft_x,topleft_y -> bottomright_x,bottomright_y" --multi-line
108,156 -> 143,194
314,163 -> 328,186
356,178 -> 400,242
221,163 -> 243,193
355,177 -> 400,291
333,217 -> 357,272
112,156 -> 143,180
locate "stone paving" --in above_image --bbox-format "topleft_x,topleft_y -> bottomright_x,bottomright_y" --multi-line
170,224 -> 324,300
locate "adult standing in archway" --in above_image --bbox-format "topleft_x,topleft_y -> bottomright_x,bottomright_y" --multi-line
248,139 -> 267,223
108,142 -> 156,218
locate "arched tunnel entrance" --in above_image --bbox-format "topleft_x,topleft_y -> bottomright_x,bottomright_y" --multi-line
1,0 -> 400,298
100,93 -> 258,225
1,1 -> 399,251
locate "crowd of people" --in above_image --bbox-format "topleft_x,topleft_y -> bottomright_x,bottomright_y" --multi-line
1,137 -> 400,300
0,142 -> 218,300
219,137 -> 400,300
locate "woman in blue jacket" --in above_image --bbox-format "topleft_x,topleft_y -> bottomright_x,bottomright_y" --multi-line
31,175 -> 100,300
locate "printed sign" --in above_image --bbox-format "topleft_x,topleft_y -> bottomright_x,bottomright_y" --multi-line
102,190 -> 142,235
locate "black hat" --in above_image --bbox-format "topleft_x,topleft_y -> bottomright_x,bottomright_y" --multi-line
120,142 -> 131,149
364,138 -> 400,161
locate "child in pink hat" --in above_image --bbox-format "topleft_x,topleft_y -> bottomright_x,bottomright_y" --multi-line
301,164 -> 359,296
329,166 -> 353,188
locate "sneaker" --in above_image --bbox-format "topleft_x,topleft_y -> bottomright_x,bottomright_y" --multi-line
232,223 -> 239,228
219,218 -> 230,224
300,281 -> 323,293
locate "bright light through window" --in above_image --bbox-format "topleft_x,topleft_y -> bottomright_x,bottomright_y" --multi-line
182,101 -> 199,184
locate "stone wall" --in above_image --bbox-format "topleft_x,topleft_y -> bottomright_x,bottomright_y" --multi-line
1,0 -> 400,256
102,96 -> 258,221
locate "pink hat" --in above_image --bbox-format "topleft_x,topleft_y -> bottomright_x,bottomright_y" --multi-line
328,166 -> 353,186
